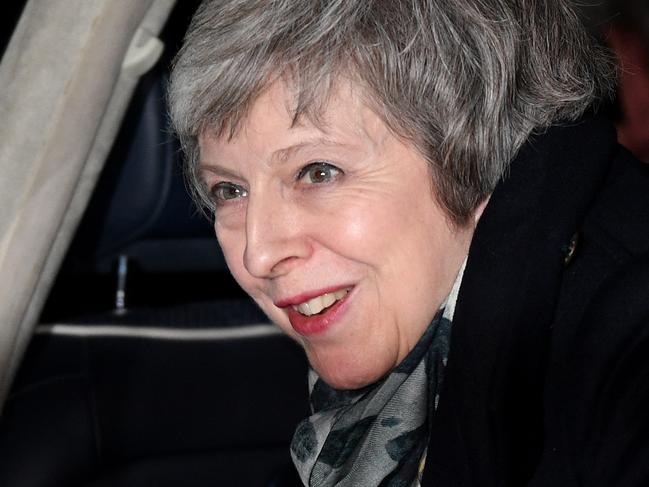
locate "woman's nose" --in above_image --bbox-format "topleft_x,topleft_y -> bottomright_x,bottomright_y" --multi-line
243,192 -> 310,279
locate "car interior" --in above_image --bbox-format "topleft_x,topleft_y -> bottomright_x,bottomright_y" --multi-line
0,1 -> 647,486
0,1 -> 308,485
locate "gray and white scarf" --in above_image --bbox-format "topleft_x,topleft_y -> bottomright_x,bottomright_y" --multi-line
290,265 -> 463,486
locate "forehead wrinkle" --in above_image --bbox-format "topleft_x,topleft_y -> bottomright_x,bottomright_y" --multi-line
316,81 -> 391,154
357,107 -> 391,152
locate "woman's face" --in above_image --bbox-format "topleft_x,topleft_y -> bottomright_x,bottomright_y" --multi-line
199,81 -> 475,389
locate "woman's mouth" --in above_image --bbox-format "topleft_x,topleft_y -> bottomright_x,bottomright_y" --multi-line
291,288 -> 350,316
282,287 -> 353,336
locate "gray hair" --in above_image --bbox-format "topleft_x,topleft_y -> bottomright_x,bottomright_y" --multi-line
168,0 -> 615,224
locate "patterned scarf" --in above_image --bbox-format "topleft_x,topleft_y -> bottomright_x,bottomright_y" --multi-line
290,265 -> 463,487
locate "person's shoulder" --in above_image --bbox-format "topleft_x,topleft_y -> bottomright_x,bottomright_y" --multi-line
567,252 -> 649,485
537,146 -> 649,485
539,250 -> 649,486
566,144 -> 649,419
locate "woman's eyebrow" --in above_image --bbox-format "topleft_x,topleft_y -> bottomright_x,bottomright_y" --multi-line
198,137 -> 355,177
198,163 -> 241,181
270,137 -> 352,165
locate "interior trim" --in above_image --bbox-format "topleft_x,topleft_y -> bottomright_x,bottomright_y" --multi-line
34,323 -> 280,341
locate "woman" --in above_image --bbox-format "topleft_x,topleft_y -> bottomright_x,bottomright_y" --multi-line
168,1 -> 649,485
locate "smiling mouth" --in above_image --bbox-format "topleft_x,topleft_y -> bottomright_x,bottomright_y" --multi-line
292,288 -> 351,316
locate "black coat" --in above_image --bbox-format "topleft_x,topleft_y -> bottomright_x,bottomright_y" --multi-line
422,116 -> 649,487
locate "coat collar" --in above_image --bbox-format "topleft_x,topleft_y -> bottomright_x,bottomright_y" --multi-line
423,116 -> 617,487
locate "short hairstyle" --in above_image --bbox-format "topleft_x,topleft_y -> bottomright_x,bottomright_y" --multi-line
168,0 -> 614,225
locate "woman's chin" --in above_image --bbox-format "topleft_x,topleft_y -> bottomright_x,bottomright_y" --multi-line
309,352 -> 394,390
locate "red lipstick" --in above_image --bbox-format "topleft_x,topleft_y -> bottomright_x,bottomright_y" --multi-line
277,285 -> 354,336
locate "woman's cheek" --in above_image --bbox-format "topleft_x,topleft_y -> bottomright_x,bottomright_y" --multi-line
215,221 -> 249,287
328,196 -> 400,255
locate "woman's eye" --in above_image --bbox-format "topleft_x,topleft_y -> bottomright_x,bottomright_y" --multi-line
297,162 -> 342,184
210,182 -> 248,204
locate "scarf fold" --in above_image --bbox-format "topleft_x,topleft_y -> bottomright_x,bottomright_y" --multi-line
291,263 -> 464,486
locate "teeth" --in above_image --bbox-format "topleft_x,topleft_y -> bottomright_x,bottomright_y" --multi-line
293,288 -> 350,316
